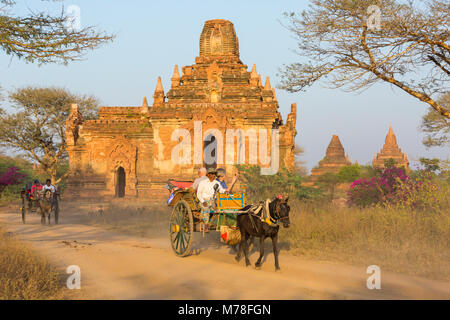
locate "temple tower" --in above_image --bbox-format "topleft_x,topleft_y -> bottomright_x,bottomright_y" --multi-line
311,135 -> 352,177
373,124 -> 409,169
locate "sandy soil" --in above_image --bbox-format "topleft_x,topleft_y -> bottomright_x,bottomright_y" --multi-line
1,202 -> 449,300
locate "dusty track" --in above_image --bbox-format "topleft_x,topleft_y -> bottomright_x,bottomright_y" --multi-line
1,204 -> 449,299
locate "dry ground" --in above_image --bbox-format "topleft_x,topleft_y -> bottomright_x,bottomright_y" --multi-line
0,201 -> 449,300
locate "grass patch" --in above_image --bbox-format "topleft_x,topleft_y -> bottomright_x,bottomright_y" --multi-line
0,225 -> 65,299
280,200 -> 450,280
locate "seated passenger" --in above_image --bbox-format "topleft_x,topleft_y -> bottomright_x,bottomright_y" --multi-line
30,180 -> 43,198
192,167 -> 207,191
216,168 -> 239,193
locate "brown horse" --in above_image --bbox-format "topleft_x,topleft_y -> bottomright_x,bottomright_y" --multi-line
39,190 -> 54,225
235,196 -> 290,270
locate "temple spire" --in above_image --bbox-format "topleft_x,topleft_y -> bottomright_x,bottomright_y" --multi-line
250,64 -> 258,86
264,76 -> 271,90
153,76 -> 165,106
155,76 -> 164,92
171,65 -> 181,87
141,96 -> 149,113
311,134 -> 351,177
372,123 -> 409,169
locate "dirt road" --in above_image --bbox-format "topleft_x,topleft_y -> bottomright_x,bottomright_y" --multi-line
1,204 -> 449,299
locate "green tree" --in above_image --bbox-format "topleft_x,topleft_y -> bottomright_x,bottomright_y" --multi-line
421,92 -> 450,148
236,164 -> 319,201
279,0 -> 450,118
384,158 -> 397,169
0,0 -> 114,64
317,172 -> 340,199
337,165 -> 361,183
419,157 -> 441,174
0,87 -> 99,183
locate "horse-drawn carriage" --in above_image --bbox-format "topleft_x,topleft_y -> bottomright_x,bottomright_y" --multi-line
167,180 -> 246,257
20,183 -> 60,225
166,178 -> 291,270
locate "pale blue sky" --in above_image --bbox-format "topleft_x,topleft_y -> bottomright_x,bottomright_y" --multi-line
1,0 -> 448,171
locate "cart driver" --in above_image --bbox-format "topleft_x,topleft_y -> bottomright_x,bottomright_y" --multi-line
196,168 -> 225,229
42,179 -> 57,209
42,179 -> 56,194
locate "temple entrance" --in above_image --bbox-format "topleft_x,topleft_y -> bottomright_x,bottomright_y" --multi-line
115,167 -> 126,198
203,134 -> 217,170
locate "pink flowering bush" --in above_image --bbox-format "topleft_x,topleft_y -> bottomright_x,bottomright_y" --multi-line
389,170 -> 446,212
347,167 -> 447,211
0,167 -> 26,195
347,167 -> 408,207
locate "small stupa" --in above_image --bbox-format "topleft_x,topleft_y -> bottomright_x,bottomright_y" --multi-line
372,124 -> 409,169
311,135 -> 352,177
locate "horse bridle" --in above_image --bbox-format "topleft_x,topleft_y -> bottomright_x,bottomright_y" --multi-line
272,202 -> 289,223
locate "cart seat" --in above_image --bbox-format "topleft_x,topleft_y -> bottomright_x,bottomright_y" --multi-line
168,180 -> 193,189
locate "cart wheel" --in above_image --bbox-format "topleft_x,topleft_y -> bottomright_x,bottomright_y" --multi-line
169,200 -> 194,257
54,206 -> 59,225
21,200 -> 26,224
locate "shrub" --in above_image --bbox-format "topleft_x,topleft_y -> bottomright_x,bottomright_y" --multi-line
0,166 -> 26,196
347,167 -> 408,207
236,164 -> 321,202
388,170 -> 448,212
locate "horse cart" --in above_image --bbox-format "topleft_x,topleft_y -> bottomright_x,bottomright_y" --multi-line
167,180 -> 246,257
20,184 -> 60,225
20,184 -> 39,224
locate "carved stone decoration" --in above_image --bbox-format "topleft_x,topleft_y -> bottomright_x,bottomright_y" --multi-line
108,139 -> 137,177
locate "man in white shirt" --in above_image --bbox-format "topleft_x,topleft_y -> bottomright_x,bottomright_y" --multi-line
42,179 -> 56,193
42,179 -> 57,210
196,168 -> 225,227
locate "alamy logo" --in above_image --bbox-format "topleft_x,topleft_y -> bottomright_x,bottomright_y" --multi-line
66,265 -> 81,289
66,5 -> 82,31
366,265 -> 381,290
367,5 -> 381,31
170,121 -> 279,175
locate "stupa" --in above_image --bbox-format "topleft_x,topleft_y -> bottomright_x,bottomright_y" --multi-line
373,124 -> 409,169
311,135 -> 351,177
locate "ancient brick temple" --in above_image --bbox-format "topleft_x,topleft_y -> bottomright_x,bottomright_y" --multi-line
373,124 -> 409,169
65,19 -> 297,199
311,135 -> 351,177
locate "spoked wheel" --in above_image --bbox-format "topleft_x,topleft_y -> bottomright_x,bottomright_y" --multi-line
20,199 -> 26,224
169,200 -> 194,257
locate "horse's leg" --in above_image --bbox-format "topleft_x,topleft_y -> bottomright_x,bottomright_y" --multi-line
235,223 -> 245,262
40,212 -> 45,225
48,213 -> 51,225
272,233 -> 280,271
242,231 -> 251,267
255,236 -> 265,269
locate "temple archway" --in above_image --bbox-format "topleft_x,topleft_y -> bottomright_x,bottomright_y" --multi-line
115,166 -> 126,198
203,134 -> 217,170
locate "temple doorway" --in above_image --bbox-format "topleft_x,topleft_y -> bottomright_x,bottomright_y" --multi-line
203,134 -> 217,170
115,167 -> 126,198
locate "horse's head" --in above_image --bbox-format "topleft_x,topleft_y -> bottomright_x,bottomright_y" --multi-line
270,195 -> 290,228
44,190 -> 52,200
